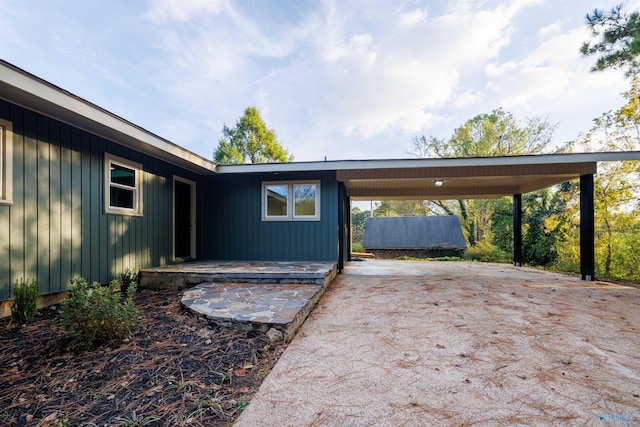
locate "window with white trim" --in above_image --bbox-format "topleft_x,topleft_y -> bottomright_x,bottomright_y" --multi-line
262,181 -> 320,221
0,119 -> 13,204
104,153 -> 143,215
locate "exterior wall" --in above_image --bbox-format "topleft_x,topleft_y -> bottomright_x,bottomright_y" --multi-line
0,99 -> 201,301
202,171 -> 339,262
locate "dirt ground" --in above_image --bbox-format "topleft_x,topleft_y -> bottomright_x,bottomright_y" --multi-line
0,288 -> 286,427
236,261 -> 640,426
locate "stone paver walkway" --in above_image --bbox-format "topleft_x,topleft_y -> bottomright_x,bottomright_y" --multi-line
151,261 -> 339,339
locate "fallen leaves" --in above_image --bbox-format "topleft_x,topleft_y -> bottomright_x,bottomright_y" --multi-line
0,289 -> 286,426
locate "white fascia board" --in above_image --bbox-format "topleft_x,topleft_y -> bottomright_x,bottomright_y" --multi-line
0,61 -> 216,173
215,151 -> 640,174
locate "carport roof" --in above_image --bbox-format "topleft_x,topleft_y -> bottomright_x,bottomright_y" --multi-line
216,151 -> 640,200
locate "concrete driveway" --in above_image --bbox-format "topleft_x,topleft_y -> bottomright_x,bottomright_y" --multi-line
235,261 -> 640,426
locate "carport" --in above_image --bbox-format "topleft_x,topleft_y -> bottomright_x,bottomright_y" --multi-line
335,151 -> 640,280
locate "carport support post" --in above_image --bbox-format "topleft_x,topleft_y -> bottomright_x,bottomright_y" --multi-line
580,174 -> 595,281
338,182 -> 346,272
513,194 -> 522,267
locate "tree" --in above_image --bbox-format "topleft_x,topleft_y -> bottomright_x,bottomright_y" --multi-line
489,197 -> 513,253
552,78 -> 640,279
521,189 -> 567,267
373,200 -> 442,217
581,3 -> 640,77
351,207 -> 370,245
408,109 -> 556,246
413,108 -> 556,159
583,78 -> 640,278
214,106 -> 293,164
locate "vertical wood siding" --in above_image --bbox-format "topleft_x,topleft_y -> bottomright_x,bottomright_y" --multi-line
202,171 -> 339,262
0,100 -> 201,301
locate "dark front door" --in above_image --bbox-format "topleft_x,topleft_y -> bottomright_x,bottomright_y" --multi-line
175,180 -> 191,259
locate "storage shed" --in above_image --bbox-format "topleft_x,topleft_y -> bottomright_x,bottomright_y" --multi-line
363,216 -> 467,259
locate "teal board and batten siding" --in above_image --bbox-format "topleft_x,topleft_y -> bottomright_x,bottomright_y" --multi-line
0,100 -> 201,301
202,171 -> 339,262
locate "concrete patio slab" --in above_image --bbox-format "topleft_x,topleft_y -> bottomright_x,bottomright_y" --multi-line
235,260 -> 640,426
140,261 -> 337,289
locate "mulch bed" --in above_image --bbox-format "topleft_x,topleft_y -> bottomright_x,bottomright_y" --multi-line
0,288 -> 287,426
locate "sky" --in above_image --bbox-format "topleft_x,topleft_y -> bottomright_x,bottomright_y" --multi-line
1,0 -> 637,162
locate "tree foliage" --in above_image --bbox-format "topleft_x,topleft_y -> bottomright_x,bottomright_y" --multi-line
404,109 -> 556,246
214,106 -> 293,164
581,3 -> 640,77
351,207 -> 370,245
412,108 -> 556,159
521,189 -> 563,267
553,78 -> 640,280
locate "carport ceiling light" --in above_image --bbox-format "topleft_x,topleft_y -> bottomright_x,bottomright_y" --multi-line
434,180 -> 444,187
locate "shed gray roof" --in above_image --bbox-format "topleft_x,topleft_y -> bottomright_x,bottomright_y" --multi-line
363,216 -> 467,250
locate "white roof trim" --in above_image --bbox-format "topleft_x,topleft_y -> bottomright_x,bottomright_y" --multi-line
0,61 -> 216,174
216,151 -> 640,174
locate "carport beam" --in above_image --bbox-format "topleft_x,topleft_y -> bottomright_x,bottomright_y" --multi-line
513,194 -> 522,267
580,174 -> 595,281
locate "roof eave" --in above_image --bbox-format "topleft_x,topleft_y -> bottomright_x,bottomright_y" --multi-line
0,60 -> 217,175
214,151 -> 640,174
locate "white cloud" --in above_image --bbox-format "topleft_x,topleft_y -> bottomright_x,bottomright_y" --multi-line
138,0 -> 630,159
478,16 -> 627,147
322,33 -> 378,64
139,0 -> 560,159
454,90 -> 484,108
489,25 -> 623,109
539,20 -> 563,36
303,0 -> 541,146
146,0 -> 227,22
485,61 -> 517,77
396,6 -> 428,27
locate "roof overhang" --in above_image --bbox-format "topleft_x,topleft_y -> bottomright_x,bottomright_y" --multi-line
217,151 -> 640,200
0,60 -> 217,175
339,161 -> 595,200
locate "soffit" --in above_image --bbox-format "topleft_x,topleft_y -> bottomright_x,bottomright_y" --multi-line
339,162 -> 597,200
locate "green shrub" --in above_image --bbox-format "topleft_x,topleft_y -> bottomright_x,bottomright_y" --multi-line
119,267 -> 138,295
60,277 -> 140,348
463,242 -> 511,263
10,278 -> 39,323
351,242 -> 364,253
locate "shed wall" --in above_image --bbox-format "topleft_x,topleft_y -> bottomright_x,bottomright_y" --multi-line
0,100 -> 201,301
202,171 -> 339,262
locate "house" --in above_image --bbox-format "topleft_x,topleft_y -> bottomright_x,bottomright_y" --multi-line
363,216 -> 467,259
1,60 -> 640,315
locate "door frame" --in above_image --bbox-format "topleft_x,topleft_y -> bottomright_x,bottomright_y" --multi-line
173,176 -> 197,261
